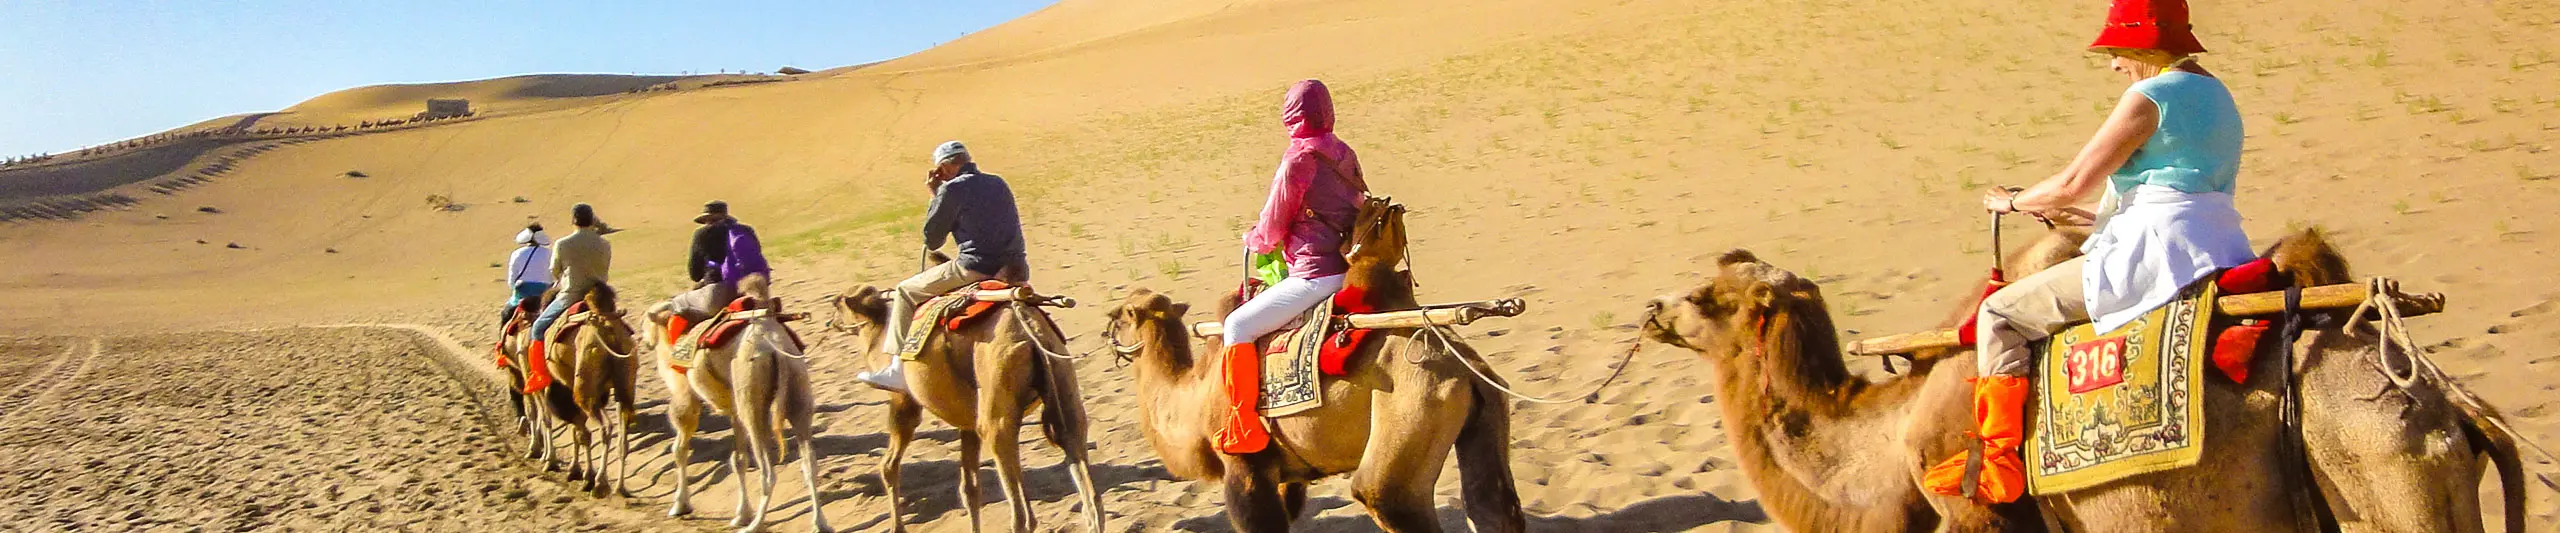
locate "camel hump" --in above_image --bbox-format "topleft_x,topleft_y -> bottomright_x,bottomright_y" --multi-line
2262,227 -> 2351,286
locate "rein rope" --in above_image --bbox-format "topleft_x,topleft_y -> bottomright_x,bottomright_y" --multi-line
1011,302 -> 1083,361
2355,278 -> 2560,465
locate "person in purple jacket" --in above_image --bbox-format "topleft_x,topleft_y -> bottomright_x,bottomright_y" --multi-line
671,200 -> 772,323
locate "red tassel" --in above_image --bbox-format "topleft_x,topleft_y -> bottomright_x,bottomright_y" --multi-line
2211,320 -> 2267,384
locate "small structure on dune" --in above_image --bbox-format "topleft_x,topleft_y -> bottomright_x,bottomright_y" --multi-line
420,98 -> 471,120
776,66 -> 811,75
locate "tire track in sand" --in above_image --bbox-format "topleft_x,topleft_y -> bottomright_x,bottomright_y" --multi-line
0,338 -> 99,424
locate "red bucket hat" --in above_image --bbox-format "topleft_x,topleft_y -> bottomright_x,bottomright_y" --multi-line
2089,0 -> 2206,56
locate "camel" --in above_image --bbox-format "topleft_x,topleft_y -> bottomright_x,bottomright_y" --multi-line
642,276 -> 831,533
1638,230 -> 2528,532
832,271 -> 1104,533
499,295 -> 565,469
539,284 -> 642,498
1093,198 -> 1526,533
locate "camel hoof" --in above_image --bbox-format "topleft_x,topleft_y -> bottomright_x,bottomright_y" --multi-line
668,503 -> 693,517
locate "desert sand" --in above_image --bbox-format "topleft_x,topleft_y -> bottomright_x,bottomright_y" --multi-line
2,0 -> 2555,531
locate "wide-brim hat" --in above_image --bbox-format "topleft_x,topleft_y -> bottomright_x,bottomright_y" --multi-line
2089,0 -> 2206,56
693,200 -> 732,224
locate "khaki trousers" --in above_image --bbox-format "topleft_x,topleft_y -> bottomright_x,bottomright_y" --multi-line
881,261 -> 993,353
1977,258 -> 2090,377
670,281 -> 738,323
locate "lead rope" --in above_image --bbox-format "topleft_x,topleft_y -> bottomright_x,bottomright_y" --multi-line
1409,307 -> 1643,405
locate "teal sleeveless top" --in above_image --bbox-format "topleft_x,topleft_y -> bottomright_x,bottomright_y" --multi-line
2110,71 -> 2244,197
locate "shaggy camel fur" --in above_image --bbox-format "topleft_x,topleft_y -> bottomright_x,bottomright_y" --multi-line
833,275 -> 1104,533
541,284 -> 642,497
643,276 -> 831,533
1097,198 -> 1525,533
1640,231 -> 2527,532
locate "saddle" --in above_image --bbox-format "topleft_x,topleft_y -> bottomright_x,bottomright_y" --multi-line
1253,285 -> 1383,377
667,297 -> 802,373
2011,259 -> 2290,493
547,301 -> 593,342
893,280 -> 1030,361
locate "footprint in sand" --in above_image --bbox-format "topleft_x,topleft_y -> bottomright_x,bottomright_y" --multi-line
2487,298 -> 2560,334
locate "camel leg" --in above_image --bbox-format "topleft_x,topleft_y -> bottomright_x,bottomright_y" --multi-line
1220,468 -> 1294,533
881,392 -> 923,533
1036,375 -> 1106,532
955,431 -> 985,533
1057,429 -> 1104,533
1280,482 -> 1309,522
615,369 -> 638,498
729,437 -> 754,528
784,366 -> 833,533
734,372 -> 782,533
978,400 -> 1034,532
791,402 -> 833,532
1351,383 -> 1468,533
521,386 -> 546,459
667,389 -> 704,517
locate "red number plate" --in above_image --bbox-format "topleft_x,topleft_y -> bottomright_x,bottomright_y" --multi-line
2063,337 -> 2128,394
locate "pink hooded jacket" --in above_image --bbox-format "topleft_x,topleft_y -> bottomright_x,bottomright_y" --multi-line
1245,80 -> 1368,279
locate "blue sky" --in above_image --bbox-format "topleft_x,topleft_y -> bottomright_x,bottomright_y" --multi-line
0,1 -> 1057,155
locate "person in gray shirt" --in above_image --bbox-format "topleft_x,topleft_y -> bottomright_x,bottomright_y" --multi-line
858,140 -> 1030,393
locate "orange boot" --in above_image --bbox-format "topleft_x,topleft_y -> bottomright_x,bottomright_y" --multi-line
1213,343 -> 1270,454
1924,375 -> 2031,502
524,340 -> 554,394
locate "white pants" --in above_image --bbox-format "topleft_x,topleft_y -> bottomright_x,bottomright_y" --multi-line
1221,275 -> 1345,346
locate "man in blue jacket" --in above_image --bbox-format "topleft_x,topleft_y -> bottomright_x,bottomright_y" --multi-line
858,141 -> 1028,393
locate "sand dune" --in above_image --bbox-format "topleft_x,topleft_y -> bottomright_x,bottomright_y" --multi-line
2,0 -> 2555,530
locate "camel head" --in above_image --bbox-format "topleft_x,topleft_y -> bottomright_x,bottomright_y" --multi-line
829,284 -> 893,354
1641,250 -> 1852,394
1103,289 -> 1195,370
583,284 -> 639,354
1345,195 -> 1409,271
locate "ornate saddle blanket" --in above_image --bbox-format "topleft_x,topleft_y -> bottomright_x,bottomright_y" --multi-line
2025,280 -> 2216,495
1255,285 -> 1386,418
895,281 -> 1017,361
667,297 -> 784,373
1257,296 -> 1335,418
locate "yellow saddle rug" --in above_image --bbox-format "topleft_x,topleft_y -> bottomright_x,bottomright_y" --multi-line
2025,280 -> 2216,495
1257,297 -> 1334,418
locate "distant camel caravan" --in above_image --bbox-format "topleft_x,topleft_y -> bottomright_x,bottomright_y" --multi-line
1638,228 -> 2528,532
1099,198 -> 1527,533
643,275 -> 832,533
830,253 -> 1106,533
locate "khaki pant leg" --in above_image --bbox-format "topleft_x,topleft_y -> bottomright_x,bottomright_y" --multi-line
1976,258 -> 2090,376
881,262 -> 991,353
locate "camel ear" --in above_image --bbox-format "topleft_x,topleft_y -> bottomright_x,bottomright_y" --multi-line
1168,302 -> 1191,322
1716,249 -> 1759,267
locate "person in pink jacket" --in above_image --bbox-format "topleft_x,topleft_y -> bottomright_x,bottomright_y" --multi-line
1215,79 -> 1369,454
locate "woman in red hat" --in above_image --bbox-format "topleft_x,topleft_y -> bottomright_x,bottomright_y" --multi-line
1927,0 -> 2255,503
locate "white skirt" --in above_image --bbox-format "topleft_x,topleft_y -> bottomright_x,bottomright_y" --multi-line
2080,185 -> 2255,333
